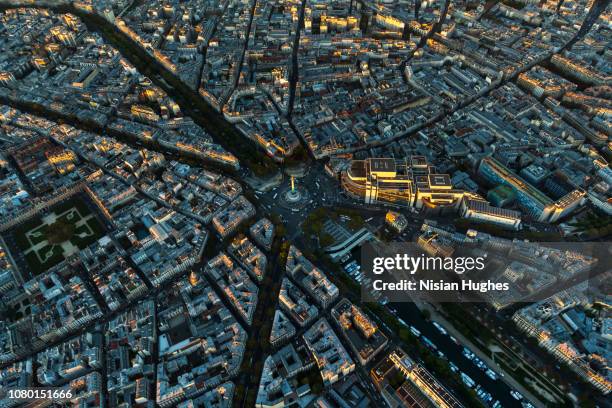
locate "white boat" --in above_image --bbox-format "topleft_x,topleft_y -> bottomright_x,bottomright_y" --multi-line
432,321 -> 448,335
462,347 -> 475,360
481,391 -> 493,402
474,359 -> 486,370
485,368 -> 498,381
510,390 -> 523,401
422,336 -> 437,350
460,372 -> 475,388
409,325 -> 421,336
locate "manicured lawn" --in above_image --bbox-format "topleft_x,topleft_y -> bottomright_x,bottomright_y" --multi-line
11,197 -> 106,275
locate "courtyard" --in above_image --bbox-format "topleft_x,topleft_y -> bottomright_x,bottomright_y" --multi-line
11,197 -> 105,276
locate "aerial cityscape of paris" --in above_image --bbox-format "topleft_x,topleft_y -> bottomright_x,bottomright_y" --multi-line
0,0 -> 609,407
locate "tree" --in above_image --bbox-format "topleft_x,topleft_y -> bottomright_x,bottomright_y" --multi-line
319,233 -> 334,247
45,219 -> 76,244
275,223 -> 286,238
347,215 -> 364,230
399,328 -> 415,344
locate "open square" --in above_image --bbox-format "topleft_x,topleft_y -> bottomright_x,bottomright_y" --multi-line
1,189 -> 108,280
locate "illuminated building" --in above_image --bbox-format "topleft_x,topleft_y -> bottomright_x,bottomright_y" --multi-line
477,157 -> 541,216
46,148 -> 77,175
188,271 -> 198,286
72,67 -> 100,88
50,26 -> 77,46
130,105 -> 160,122
331,299 -> 387,365
341,157 -> 467,209
478,157 -> 586,222
550,55 -> 606,86
460,198 -> 522,230
371,348 -> 463,408
212,196 -> 256,238
303,318 -> 355,385
417,230 -> 454,258
374,13 -> 405,31
385,211 -> 408,233
546,189 -> 587,222
351,304 -> 376,338
31,58 -> 48,71
0,72 -> 16,88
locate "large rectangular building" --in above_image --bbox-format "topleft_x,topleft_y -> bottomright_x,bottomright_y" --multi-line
341,156 -> 467,209
460,198 -> 522,230
478,157 -> 552,220
478,157 -> 585,222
